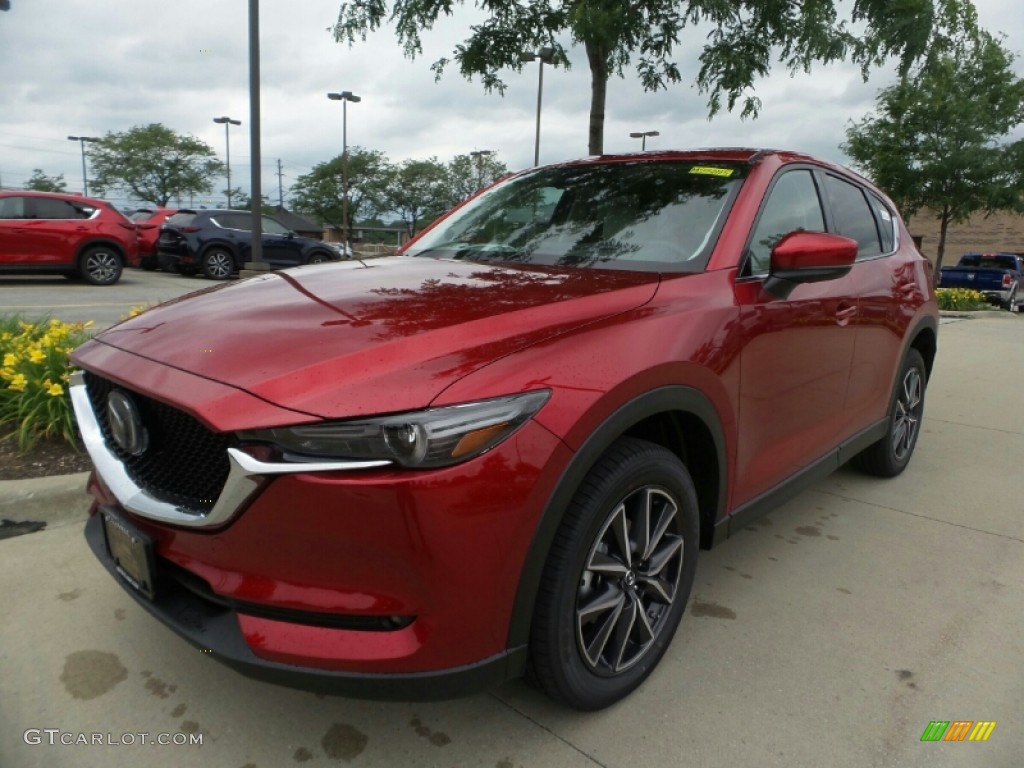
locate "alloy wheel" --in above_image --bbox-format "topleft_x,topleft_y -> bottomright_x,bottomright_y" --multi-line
84,251 -> 119,283
576,486 -> 684,675
892,367 -> 922,462
205,250 -> 233,279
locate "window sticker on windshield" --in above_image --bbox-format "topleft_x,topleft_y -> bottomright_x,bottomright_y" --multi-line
689,166 -> 734,178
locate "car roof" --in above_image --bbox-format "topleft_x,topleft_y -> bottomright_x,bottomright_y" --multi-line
0,190 -> 110,205
545,147 -> 857,177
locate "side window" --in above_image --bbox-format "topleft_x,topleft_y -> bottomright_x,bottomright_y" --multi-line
29,197 -> 82,219
0,197 -> 27,219
746,170 -> 825,275
261,217 -> 291,235
868,193 -> 896,253
215,214 -> 250,231
824,175 -> 882,259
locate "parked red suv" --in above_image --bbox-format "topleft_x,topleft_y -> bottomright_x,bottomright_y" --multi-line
70,149 -> 938,710
128,207 -> 177,271
0,191 -> 139,284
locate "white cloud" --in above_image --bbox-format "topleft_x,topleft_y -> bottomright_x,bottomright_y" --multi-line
0,0 -> 1020,206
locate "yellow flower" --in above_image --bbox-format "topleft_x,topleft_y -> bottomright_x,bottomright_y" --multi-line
29,348 -> 46,364
8,373 -> 27,392
47,382 -> 64,396
2,353 -> 16,367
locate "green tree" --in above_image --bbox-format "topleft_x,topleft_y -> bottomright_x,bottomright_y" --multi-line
447,153 -> 510,205
333,0 -> 976,155
25,169 -> 67,192
843,30 -> 1024,270
233,190 -> 276,215
382,158 -> 452,235
89,124 -> 224,207
290,147 -> 390,228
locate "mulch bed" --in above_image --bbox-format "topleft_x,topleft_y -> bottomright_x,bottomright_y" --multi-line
0,426 -> 93,481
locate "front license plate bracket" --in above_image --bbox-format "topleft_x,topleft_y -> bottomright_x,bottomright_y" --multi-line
101,509 -> 157,600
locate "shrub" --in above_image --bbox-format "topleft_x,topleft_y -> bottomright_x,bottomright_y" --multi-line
935,287 -> 990,311
0,316 -> 93,451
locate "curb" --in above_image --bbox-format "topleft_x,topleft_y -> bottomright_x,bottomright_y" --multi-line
0,472 -> 91,528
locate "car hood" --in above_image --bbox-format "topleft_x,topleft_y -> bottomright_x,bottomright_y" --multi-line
82,258 -> 660,419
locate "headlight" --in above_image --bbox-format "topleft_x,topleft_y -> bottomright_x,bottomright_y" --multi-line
237,390 -> 550,469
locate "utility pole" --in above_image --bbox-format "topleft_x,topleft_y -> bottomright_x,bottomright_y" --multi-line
276,159 -> 284,207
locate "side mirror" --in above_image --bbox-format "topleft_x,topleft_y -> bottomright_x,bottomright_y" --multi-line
765,231 -> 857,298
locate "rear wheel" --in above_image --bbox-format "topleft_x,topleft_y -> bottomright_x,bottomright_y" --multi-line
852,349 -> 927,477
201,248 -> 234,280
529,438 -> 699,710
79,246 -> 123,285
1005,285 -> 1019,313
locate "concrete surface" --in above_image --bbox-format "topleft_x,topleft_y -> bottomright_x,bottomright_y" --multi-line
0,313 -> 1021,767
0,270 -> 225,330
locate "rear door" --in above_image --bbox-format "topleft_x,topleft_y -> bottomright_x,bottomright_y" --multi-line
837,178 -> 931,431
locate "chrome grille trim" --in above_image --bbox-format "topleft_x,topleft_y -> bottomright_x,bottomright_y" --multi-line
70,371 -> 391,528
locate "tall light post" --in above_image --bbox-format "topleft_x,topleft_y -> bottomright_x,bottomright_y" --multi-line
213,116 -> 242,208
469,149 -> 493,190
67,136 -> 99,196
327,91 -> 361,252
629,130 -> 660,151
519,47 -> 555,166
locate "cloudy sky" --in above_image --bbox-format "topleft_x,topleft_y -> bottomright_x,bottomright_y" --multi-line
0,0 -> 1020,209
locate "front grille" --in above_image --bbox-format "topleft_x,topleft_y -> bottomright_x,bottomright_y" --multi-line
84,372 -> 231,514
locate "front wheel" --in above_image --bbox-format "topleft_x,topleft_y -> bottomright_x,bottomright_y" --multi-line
201,248 -> 234,280
852,348 -> 927,477
79,246 -> 123,285
529,438 -> 699,710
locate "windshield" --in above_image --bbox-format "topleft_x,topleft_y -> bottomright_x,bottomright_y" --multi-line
406,160 -> 746,272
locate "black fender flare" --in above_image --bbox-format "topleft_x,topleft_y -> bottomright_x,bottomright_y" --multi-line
505,385 -> 727,650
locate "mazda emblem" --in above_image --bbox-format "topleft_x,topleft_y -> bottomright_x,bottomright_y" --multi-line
107,390 -> 148,456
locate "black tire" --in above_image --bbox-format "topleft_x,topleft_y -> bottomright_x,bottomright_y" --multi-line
529,437 -> 700,710
78,246 -> 123,285
201,248 -> 235,280
1005,285 -> 1019,313
139,255 -> 159,271
305,251 -> 328,265
852,348 -> 927,477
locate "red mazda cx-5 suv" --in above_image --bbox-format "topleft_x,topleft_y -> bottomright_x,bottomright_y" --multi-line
0,191 -> 139,284
70,149 -> 938,709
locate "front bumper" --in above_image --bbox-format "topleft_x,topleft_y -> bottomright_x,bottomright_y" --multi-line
84,513 -> 526,700
78,406 -> 570,695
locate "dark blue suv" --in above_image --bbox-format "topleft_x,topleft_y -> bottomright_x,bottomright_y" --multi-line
157,210 -> 340,279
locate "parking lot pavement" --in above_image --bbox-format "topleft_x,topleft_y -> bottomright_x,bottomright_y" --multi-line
0,270 -> 217,330
1,313 -> 1021,768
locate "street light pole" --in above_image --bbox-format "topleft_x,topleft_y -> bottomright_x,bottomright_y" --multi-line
67,136 -> 99,196
242,0 -> 268,274
629,130 -> 660,151
520,47 -> 555,166
469,150 -> 493,190
213,117 -> 241,208
327,91 -> 361,253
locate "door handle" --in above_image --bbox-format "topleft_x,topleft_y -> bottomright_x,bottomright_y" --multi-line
835,303 -> 857,327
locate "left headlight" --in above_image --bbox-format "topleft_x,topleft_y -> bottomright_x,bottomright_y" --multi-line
237,390 -> 550,469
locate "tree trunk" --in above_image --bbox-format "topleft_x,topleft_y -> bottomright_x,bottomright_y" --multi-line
585,40 -> 609,156
935,207 -> 951,273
